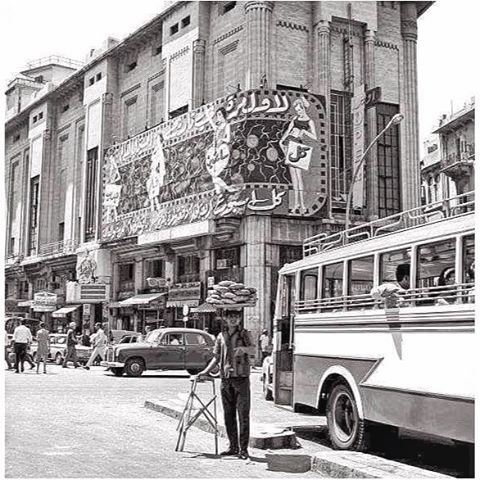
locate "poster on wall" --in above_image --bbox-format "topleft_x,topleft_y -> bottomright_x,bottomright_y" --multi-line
101,88 -> 328,242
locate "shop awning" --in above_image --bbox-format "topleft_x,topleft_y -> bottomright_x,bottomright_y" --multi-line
166,299 -> 200,308
18,300 -> 33,307
52,305 -> 81,318
119,293 -> 167,306
191,302 -> 217,313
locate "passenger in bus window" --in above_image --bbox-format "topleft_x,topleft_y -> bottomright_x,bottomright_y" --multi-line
370,264 -> 410,308
466,262 -> 475,303
435,267 -> 455,305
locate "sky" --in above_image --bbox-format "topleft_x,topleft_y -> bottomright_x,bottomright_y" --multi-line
1,0 -> 478,146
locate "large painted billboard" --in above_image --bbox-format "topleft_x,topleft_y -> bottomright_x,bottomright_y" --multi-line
101,88 -> 328,241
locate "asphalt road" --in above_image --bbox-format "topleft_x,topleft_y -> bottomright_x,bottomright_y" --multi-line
5,365 -> 473,478
5,366 -> 319,478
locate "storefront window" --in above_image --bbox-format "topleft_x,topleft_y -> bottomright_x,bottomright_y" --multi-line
177,255 -> 200,283
119,263 -> 135,291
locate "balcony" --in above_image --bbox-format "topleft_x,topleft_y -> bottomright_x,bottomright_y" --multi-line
38,239 -> 77,257
440,144 -> 475,183
24,55 -> 84,71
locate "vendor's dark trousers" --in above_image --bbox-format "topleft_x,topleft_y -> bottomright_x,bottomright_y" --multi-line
221,377 -> 250,453
14,342 -> 27,372
63,346 -> 79,367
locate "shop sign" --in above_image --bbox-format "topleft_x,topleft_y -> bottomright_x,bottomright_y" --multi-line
33,291 -> 57,312
351,84 -> 366,209
168,282 -> 202,302
66,281 -> 110,303
83,304 -> 91,316
146,277 -> 167,288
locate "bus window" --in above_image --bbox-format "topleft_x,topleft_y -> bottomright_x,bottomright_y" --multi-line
348,256 -> 374,310
348,256 -> 374,296
279,274 -> 295,346
379,249 -> 411,289
322,262 -> 343,298
300,268 -> 318,302
417,238 -> 456,304
463,235 -> 474,303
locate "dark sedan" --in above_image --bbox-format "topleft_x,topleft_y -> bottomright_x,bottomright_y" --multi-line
101,328 -> 219,377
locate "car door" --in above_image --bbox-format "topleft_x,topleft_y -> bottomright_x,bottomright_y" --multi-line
184,332 -> 212,370
154,332 -> 185,370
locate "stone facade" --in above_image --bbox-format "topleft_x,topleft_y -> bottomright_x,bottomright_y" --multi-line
4,1 -> 431,345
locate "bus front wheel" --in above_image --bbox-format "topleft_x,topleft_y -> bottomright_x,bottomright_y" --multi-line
326,383 -> 366,451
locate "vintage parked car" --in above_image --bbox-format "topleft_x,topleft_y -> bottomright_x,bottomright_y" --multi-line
118,333 -> 143,344
30,334 -> 92,365
101,327 -> 219,377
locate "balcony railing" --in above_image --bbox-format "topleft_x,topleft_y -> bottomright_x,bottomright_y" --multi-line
25,55 -> 84,71
38,239 -> 77,256
441,144 -> 475,169
303,191 -> 475,257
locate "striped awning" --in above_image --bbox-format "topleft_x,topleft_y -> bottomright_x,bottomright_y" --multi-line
119,293 -> 167,306
191,302 -> 217,313
52,305 -> 81,318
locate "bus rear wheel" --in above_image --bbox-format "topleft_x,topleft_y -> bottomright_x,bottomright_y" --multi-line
326,383 -> 366,451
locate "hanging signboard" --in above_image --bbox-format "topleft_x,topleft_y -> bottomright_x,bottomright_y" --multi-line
351,85 -> 366,209
32,291 -> 57,312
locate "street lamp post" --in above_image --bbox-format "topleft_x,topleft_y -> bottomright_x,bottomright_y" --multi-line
345,113 -> 404,232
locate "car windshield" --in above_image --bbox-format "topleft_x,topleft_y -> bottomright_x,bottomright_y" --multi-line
144,331 -> 161,344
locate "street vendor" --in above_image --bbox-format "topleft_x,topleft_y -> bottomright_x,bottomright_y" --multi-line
193,311 -> 255,460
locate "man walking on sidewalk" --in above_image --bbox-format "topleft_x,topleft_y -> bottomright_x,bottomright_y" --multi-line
13,319 -> 32,373
84,323 -> 106,370
62,322 -> 80,368
194,311 -> 255,460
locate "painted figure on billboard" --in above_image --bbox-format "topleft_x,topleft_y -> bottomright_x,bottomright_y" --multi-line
206,106 -> 237,194
146,133 -> 166,211
280,96 -> 318,214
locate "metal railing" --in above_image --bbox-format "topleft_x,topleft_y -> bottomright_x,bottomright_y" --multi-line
303,191 -> 475,257
38,239 -> 77,256
25,55 -> 84,71
295,283 -> 475,314
441,145 -> 475,169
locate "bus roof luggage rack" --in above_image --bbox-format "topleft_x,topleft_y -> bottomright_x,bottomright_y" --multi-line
303,191 -> 474,257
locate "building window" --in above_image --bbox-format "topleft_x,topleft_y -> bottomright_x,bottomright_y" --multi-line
8,162 -> 18,254
58,222 -> 65,241
19,281 -> 29,298
124,97 -> 138,138
89,77 -> 95,86
221,1 -> 237,14
169,104 -> 188,119
330,92 -> 352,203
32,115 -> 38,124
84,147 -> 98,241
181,15 -> 191,28
170,23 -> 179,35
13,133 -> 20,143
153,45 -> 162,56
96,72 -> 102,82
377,103 -> 401,217
9,237 -> 15,256
38,112 -> 43,120
279,245 -> 303,266
150,82 -> 165,127
62,104 -> 70,112
35,75 -> 44,83
146,259 -> 164,279
177,255 -> 200,283
119,263 -> 135,291
126,61 -> 137,72
28,176 -> 40,255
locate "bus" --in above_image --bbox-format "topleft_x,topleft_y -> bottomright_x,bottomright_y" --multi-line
266,191 -> 474,451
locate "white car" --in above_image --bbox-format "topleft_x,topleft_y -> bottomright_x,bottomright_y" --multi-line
30,334 -> 92,365
262,355 -> 274,401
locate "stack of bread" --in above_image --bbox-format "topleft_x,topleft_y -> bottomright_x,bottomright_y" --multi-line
205,280 -> 257,306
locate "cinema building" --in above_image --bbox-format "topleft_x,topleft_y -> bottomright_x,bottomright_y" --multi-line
5,1 -> 431,341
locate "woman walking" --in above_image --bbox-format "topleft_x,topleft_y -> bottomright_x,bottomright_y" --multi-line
35,322 -> 50,374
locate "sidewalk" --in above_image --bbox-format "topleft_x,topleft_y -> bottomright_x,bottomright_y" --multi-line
144,370 -> 452,478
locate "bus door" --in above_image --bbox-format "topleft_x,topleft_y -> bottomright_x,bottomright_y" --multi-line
274,273 -> 296,405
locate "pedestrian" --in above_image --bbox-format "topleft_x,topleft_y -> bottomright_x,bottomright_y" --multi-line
194,311 -> 255,460
13,319 -> 33,373
141,325 -> 152,341
258,329 -> 271,364
84,323 -> 106,370
62,322 -> 81,368
5,329 -> 13,370
81,329 -> 91,347
35,322 -> 50,374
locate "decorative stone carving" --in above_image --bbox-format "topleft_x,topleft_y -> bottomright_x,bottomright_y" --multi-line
77,250 -> 97,284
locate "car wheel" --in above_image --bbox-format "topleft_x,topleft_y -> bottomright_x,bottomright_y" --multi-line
326,383 -> 366,451
263,374 -> 273,401
110,367 -> 124,377
125,357 -> 145,377
55,353 -> 63,365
